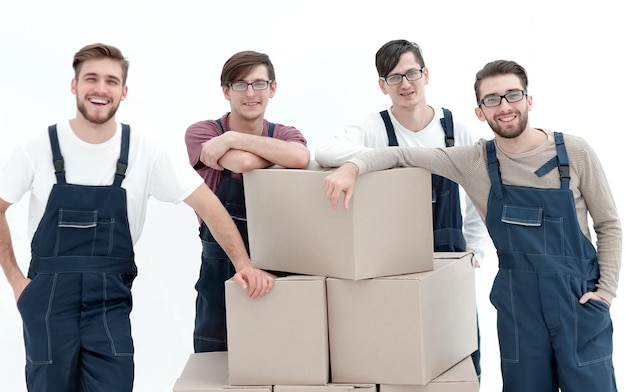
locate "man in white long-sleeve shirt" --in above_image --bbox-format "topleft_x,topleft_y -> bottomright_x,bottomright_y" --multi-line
315,39 -> 488,260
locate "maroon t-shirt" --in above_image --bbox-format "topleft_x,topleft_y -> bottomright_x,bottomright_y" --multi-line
184,112 -> 308,192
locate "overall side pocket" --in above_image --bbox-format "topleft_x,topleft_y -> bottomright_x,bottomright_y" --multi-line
17,274 -> 56,364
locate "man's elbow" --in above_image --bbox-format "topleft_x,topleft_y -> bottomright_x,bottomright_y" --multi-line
293,151 -> 311,169
232,156 -> 259,173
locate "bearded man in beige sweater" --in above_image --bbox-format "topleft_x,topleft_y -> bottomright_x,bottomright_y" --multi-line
324,59 -> 621,392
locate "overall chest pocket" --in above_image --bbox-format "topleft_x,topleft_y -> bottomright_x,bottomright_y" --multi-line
56,209 -> 115,256
499,204 -> 564,255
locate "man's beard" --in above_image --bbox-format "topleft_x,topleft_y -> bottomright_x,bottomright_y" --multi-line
487,109 -> 529,139
76,99 -> 119,125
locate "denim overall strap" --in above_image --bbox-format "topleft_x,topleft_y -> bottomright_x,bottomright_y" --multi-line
485,139 -> 503,200
48,125 -> 66,185
533,132 -> 570,190
113,124 -> 131,187
380,110 -> 398,146
554,132 -> 570,190
440,108 -> 455,147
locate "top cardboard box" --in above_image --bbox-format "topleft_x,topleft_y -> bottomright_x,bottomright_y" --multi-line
243,161 -> 434,280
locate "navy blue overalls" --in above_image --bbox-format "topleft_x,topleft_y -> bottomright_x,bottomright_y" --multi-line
381,109 -> 481,378
485,133 -> 616,391
193,120 -> 275,352
17,124 -> 137,391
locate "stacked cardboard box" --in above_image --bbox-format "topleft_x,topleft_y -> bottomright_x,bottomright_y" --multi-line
226,275 -> 329,386
173,352 -> 271,392
174,163 -> 478,391
243,161 -> 434,280
326,254 -> 477,386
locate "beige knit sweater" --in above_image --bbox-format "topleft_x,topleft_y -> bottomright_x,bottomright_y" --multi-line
350,130 -> 622,303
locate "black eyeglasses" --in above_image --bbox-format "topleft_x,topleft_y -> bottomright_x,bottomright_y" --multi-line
479,90 -> 527,107
228,80 -> 273,92
380,69 -> 424,86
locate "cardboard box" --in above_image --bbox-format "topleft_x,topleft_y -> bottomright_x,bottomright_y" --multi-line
379,356 -> 479,392
274,385 -> 376,392
173,352 -> 271,392
226,275 -> 329,385
327,253 -> 477,385
243,161 -> 433,280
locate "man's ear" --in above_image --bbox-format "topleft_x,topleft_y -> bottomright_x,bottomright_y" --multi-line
269,80 -> 277,98
475,106 -> 486,122
379,79 -> 388,95
222,85 -> 231,101
120,85 -> 128,101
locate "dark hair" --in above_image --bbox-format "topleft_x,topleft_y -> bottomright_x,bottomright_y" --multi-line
220,51 -> 275,86
474,60 -> 529,104
72,43 -> 129,84
375,39 -> 425,78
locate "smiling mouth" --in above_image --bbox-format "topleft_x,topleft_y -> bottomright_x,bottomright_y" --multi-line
89,98 -> 109,106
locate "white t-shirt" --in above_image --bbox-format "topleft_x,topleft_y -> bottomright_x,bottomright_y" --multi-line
315,107 -> 477,165
0,120 -> 203,244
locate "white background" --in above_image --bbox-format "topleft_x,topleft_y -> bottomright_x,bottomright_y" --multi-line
0,1 -> 624,391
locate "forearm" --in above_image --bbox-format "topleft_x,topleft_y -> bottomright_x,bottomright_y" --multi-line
219,149 -> 273,173
185,185 -> 253,272
594,219 -> 622,303
225,132 -> 309,169
578,140 -> 622,302
315,138 -> 372,168
349,146 -> 441,176
351,145 -> 478,186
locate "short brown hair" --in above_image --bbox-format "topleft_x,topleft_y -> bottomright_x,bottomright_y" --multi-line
220,51 -> 275,87
474,60 -> 528,104
72,43 -> 129,84
375,40 -> 425,78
